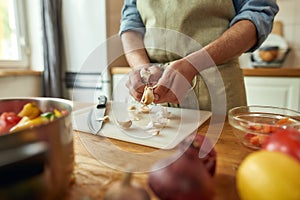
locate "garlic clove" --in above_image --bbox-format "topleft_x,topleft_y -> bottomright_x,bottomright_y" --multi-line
128,105 -> 137,111
96,115 -> 110,122
152,130 -> 160,136
140,86 -> 155,106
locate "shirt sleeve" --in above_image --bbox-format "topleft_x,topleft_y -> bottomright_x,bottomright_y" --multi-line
119,0 -> 145,36
230,0 -> 279,52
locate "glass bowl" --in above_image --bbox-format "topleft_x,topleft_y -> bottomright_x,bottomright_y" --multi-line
228,105 -> 300,150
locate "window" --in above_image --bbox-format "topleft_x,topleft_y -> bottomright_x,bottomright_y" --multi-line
0,0 -> 28,68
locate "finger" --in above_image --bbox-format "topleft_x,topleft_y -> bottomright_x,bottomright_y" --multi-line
130,70 -> 143,85
126,73 -> 145,101
157,68 -> 176,89
154,70 -> 191,104
130,89 -> 144,102
152,69 -> 177,103
153,85 -> 179,104
169,72 -> 191,102
126,78 -> 144,94
126,80 -> 143,101
149,65 -> 163,76
147,66 -> 163,86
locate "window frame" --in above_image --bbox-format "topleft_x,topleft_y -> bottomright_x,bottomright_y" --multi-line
0,0 -> 29,69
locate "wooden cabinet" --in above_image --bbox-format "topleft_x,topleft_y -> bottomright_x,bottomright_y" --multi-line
244,77 -> 300,111
106,0 -> 128,68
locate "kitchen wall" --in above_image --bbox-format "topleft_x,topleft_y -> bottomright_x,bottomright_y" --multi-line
61,0 -> 106,73
62,0 -> 110,102
0,75 -> 42,98
240,0 -> 300,68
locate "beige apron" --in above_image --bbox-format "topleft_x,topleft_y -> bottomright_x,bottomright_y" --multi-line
137,0 -> 247,111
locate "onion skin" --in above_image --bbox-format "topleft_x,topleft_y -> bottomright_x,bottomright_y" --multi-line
148,153 -> 214,200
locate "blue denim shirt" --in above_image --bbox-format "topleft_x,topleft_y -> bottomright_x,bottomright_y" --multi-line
119,0 -> 279,52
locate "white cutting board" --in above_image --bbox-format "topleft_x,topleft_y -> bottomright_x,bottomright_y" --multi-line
72,102 -> 211,149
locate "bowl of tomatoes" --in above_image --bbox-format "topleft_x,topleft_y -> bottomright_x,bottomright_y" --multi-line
228,105 -> 300,150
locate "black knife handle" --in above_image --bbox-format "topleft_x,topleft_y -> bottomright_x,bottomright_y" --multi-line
97,95 -> 107,109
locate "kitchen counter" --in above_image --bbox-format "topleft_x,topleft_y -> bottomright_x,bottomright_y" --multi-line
242,67 -> 300,77
64,102 -> 253,200
110,66 -> 300,77
0,69 -> 42,77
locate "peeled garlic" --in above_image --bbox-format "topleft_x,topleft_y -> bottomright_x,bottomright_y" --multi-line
152,131 -> 160,136
96,115 -> 110,122
143,121 -> 164,136
140,86 -> 155,106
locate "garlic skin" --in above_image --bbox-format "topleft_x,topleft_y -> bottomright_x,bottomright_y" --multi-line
140,106 -> 151,114
128,105 -> 137,111
140,86 -> 155,106
140,68 -> 151,84
104,172 -> 150,200
117,119 -> 132,129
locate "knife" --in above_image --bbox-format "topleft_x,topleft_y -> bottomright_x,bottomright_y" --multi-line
87,95 -> 107,135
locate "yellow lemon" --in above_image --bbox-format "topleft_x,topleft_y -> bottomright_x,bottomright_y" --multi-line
237,150 -> 300,200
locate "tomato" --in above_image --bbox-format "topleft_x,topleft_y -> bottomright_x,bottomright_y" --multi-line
0,112 -> 22,135
244,133 -> 269,148
244,118 -> 297,148
237,151 -> 300,200
262,128 -> 300,162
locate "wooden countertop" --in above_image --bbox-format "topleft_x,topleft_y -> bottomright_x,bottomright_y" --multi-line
64,102 -> 253,200
0,69 -> 42,77
110,66 -> 300,77
242,67 -> 300,77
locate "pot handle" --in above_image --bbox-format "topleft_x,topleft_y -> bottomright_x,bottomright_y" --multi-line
0,142 -> 48,187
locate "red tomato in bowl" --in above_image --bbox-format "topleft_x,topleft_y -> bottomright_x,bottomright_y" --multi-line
262,128 -> 300,162
0,112 -> 22,135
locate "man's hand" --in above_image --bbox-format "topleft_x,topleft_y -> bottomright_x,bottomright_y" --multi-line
153,59 -> 198,104
126,65 -> 163,102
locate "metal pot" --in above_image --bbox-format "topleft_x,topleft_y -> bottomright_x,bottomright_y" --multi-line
0,97 -> 73,200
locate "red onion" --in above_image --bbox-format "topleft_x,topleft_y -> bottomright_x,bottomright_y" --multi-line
148,134 -> 216,200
